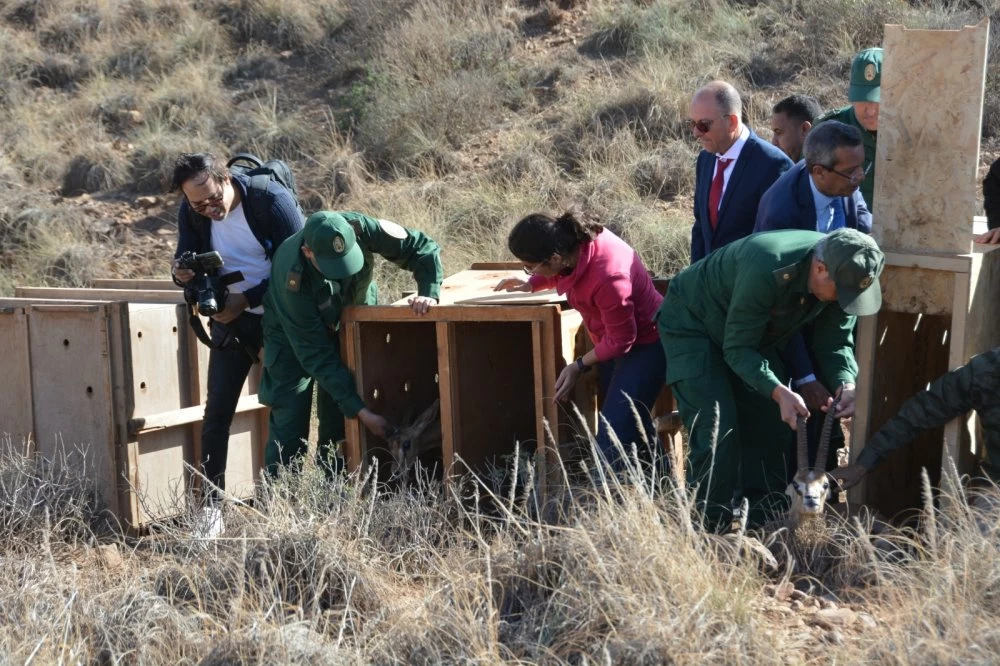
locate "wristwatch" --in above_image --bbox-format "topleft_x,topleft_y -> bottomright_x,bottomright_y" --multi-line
575,356 -> 586,372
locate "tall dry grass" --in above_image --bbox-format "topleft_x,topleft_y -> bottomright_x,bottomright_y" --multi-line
1,432 -> 999,663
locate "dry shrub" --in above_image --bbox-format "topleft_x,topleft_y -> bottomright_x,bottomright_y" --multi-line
215,0 -> 345,51
631,140 -> 698,199
61,144 -> 132,195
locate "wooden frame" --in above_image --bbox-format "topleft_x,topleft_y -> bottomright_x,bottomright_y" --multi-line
340,304 -> 587,491
0,295 -> 267,528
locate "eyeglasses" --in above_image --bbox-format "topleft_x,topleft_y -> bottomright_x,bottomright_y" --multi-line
687,118 -> 716,134
188,188 -> 224,214
522,261 -> 547,275
822,161 -> 873,184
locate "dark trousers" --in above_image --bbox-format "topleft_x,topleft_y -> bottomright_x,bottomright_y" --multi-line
596,341 -> 667,469
201,313 -> 263,501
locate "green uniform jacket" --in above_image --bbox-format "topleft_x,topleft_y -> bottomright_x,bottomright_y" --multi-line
857,347 -> 1000,480
658,230 -> 858,397
818,106 -> 877,209
262,212 -> 442,417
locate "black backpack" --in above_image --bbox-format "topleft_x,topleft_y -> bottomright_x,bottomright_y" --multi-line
225,152 -> 305,257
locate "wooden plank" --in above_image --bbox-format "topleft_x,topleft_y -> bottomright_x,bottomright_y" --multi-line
436,322 -> 459,479
106,302 -> 135,526
883,251 -> 971,273
942,273 -> 972,479
91,279 -> 177,290
27,305 -> 119,512
391,269 -> 567,307
342,322 -> 364,473
880,265 -> 955,316
848,313 -> 880,505
343,304 -> 552,324
469,262 -> 523,270
873,20 -> 988,254
531,321 -> 546,468
539,314 -> 560,491
14,287 -> 186,304
452,290 -> 561,306
129,395 -> 265,435
0,307 -> 34,452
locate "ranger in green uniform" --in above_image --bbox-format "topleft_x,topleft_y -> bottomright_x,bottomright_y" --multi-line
833,347 -> 1000,490
657,228 -> 884,527
817,47 -> 881,209
259,210 -> 443,473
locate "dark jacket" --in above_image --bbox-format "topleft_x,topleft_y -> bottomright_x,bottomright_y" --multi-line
174,172 -> 303,309
754,162 -> 872,234
691,130 -> 793,262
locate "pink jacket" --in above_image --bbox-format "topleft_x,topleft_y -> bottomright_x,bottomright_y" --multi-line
529,229 -> 662,362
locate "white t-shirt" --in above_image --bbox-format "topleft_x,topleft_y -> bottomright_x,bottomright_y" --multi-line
210,203 -> 269,315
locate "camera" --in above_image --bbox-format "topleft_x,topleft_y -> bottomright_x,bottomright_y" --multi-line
176,250 -> 228,317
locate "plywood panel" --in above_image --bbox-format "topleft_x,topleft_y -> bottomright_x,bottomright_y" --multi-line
873,20 -> 988,253
0,307 -> 34,451
224,410 -> 265,499
133,426 -> 192,525
392,270 -> 565,306
879,265 -> 955,316
28,305 -> 119,510
127,304 -> 189,416
452,321 -> 536,472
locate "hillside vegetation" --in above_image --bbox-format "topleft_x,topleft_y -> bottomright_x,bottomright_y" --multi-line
3,0 -> 1000,663
0,0 -> 995,298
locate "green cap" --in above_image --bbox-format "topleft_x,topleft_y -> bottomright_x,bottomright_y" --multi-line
303,211 -> 364,279
822,228 -> 884,316
848,47 -> 882,103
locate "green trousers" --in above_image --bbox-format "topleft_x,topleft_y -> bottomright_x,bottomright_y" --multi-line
660,332 -> 793,529
258,325 -> 345,476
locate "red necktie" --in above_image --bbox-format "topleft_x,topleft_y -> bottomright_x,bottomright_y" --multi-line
708,157 -> 732,231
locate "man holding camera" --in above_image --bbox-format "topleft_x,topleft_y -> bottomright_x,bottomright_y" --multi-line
260,211 -> 442,474
171,152 -> 302,536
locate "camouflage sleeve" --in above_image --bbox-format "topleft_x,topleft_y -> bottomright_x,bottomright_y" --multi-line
349,213 -> 443,300
856,353 -> 993,470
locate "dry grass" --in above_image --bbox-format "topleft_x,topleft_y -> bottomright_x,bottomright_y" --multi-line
1,433 -> 999,663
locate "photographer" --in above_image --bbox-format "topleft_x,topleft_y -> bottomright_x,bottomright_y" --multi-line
171,152 -> 302,537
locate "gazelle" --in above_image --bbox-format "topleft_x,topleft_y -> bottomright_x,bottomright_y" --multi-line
787,391 -> 843,522
384,398 -> 442,484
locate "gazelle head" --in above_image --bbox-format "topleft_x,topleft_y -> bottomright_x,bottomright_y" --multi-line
788,390 -> 843,517
385,398 -> 441,482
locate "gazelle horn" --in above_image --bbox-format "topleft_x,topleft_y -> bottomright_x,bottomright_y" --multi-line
796,413 -> 809,473
815,386 -> 844,471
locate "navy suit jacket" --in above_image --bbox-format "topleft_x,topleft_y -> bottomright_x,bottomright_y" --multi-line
753,161 -> 872,384
691,130 -> 793,263
754,161 -> 872,234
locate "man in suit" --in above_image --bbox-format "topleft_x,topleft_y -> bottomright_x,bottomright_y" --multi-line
689,80 -> 793,262
755,120 -> 872,477
769,94 -> 822,164
755,121 -> 872,236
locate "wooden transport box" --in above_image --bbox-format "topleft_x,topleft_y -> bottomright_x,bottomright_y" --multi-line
0,293 -> 266,528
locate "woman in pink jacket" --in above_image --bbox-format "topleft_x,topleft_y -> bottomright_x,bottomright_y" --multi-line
495,210 -> 666,468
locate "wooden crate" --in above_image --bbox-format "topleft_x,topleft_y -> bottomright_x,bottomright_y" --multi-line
0,292 -> 267,528
341,265 -> 594,486
849,19 -> 998,518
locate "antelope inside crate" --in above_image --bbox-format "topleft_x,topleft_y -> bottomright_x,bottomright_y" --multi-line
348,317 -> 541,483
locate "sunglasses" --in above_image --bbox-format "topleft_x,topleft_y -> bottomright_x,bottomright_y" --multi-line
189,189 -> 224,214
687,118 -> 715,134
